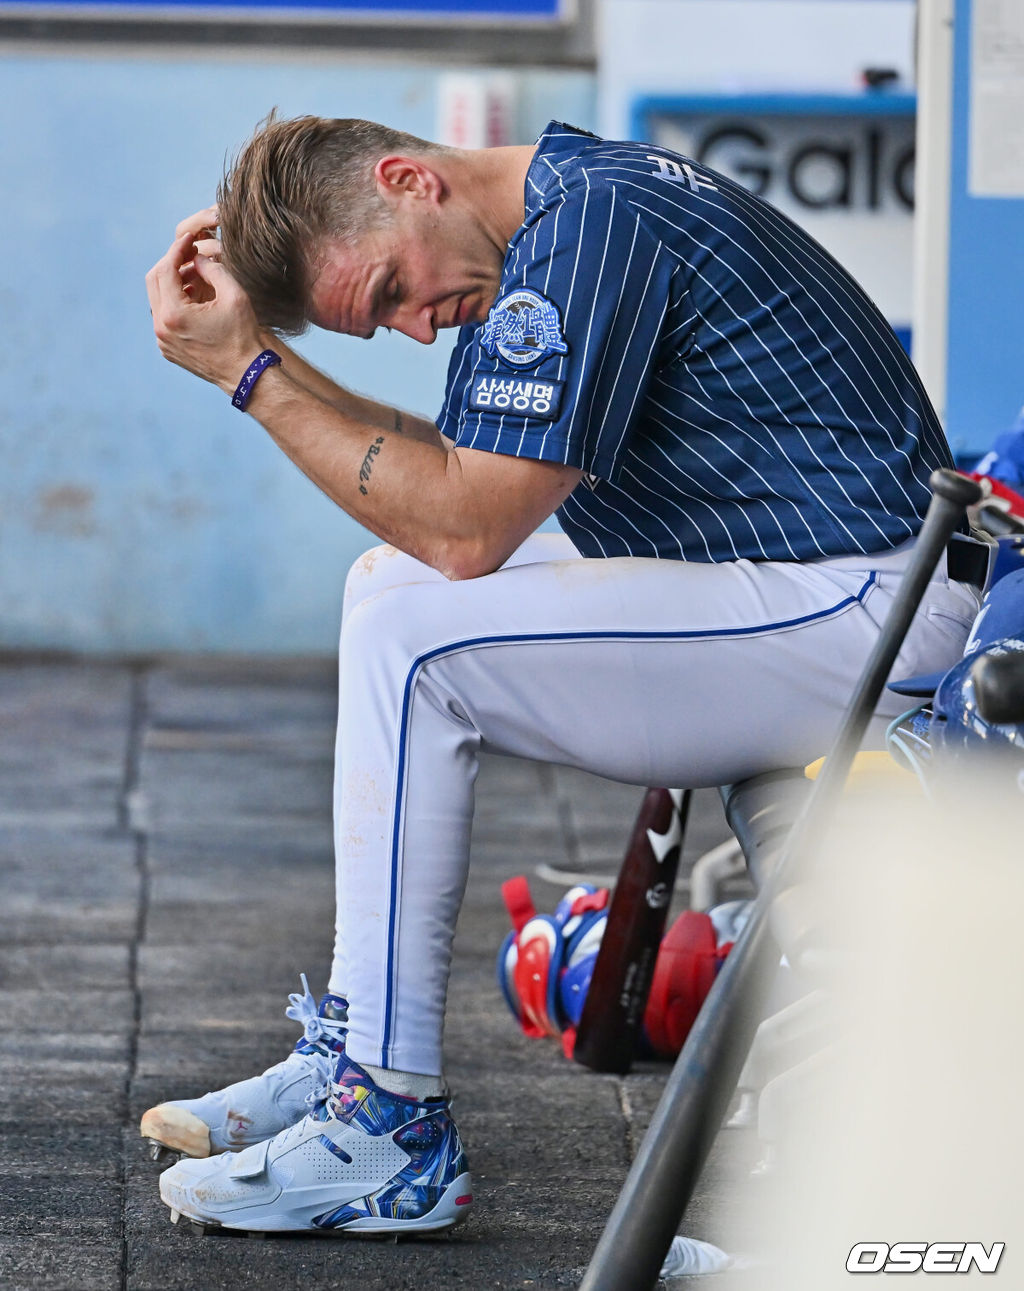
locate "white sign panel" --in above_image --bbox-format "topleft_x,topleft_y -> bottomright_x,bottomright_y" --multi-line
969,0 -> 1024,198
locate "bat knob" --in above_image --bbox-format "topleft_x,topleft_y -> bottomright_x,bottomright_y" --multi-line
929,468 -> 984,509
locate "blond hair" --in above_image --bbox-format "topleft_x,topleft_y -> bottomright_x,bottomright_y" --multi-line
217,113 -> 450,335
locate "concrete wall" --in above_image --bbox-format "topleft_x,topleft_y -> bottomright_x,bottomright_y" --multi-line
0,47 -> 594,653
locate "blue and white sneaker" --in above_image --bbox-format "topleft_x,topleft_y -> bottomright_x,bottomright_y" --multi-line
140,976 -> 348,1163
158,1056 -> 473,1236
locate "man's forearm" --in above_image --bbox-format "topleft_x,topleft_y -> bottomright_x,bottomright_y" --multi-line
266,336 -> 448,446
244,362 -> 477,574
240,362 -> 579,581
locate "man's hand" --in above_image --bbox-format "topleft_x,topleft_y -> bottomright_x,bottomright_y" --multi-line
146,209 -> 265,395
175,205 -> 219,241
175,206 -> 222,305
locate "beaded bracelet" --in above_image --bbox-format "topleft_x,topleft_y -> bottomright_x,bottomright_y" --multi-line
231,349 -> 282,411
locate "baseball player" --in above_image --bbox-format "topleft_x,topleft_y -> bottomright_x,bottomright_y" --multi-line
142,116 -> 986,1237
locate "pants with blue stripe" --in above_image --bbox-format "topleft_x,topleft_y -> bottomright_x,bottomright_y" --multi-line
330,532 -> 979,1075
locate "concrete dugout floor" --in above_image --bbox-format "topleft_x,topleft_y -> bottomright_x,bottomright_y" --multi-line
0,656 -> 753,1291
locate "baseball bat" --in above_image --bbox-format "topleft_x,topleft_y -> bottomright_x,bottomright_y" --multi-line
572,787 -> 691,1074
579,468 -> 984,1291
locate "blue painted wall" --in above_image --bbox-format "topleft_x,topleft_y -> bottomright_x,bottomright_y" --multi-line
0,50 -> 594,653
945,0 -> 1024,457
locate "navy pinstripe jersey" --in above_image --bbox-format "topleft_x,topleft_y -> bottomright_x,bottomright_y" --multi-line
435,121 -> 955,563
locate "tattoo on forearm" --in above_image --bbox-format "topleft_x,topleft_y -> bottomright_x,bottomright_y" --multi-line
358,436 -> 386,495
393,410 -> 404,434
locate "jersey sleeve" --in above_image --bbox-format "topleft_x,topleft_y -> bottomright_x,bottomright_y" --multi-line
440,181 -> 676,483
436,325 -> 479,440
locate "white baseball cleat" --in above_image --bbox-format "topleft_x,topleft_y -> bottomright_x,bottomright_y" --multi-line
140,976 -> 348,1163
158,1055 -> 473,1236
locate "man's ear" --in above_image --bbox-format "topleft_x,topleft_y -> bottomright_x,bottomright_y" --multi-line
374,155 -> 445,207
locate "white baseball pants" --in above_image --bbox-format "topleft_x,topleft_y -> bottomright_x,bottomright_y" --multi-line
329,532 -> 979,1075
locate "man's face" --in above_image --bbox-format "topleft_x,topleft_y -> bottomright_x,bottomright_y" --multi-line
308,202 -> 503,345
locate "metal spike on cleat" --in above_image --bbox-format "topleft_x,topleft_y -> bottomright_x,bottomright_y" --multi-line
168,1207 -> 217,1236
146,1139 -> 181,1166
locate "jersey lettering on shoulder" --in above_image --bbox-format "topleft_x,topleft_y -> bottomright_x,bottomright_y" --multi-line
646,153 -> 720,195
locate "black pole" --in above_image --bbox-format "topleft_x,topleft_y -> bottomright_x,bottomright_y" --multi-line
579,469 -> 983,1291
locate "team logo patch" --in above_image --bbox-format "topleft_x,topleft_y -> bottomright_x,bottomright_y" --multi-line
479,288 -> 569,369
469,373 -> 564,420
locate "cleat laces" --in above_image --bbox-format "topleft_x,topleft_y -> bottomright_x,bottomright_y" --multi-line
245,974 -> 346,1109
303,1075 -> 331,1112
285,974 -> 345,1054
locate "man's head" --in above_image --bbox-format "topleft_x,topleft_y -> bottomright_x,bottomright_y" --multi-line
217,113 -> 463,337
